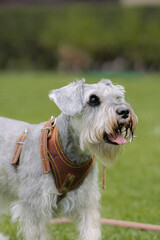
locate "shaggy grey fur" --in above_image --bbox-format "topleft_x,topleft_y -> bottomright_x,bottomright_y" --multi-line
0,79 -> 137,240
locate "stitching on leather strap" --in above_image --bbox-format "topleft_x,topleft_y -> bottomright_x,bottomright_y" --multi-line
11,131 -> 29,165
40,118 -> 55,174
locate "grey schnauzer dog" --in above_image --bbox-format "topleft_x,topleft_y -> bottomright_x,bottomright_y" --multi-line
0,79 -> 137,240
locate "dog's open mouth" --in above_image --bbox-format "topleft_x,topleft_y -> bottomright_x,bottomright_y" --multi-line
103,131 -> 128,145
103,120 -> 135,146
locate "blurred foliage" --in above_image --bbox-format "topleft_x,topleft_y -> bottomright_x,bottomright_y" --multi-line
0,4 -> 159,70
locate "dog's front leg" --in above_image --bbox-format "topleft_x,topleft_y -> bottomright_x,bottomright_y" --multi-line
76,202 -> 101,240
11,201 -> 49,240
72,164 -> 101,240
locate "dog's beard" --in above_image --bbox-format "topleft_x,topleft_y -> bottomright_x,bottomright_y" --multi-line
87,142 -> 122,167
80,125 -> 122,167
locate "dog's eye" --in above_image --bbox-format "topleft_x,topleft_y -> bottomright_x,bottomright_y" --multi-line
88,95 -> 100,106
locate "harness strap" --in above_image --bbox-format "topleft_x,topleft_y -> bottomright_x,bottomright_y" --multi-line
47,124 -> 95,195
40,119 -> 95,196
11,129 -> 28,165
103,166 -> 106,189
40,118 -> 55,173
11,118 -> 96,201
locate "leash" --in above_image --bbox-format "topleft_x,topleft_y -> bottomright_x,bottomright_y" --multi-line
102,166 -> 106,189
50,218 -> 160,232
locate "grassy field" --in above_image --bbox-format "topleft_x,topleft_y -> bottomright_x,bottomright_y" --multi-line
0,71 -> 160,240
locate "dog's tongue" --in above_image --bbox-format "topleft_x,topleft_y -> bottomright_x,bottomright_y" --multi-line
108,133 -> 127,145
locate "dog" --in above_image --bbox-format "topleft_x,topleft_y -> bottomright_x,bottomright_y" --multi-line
0,79 -> 137,240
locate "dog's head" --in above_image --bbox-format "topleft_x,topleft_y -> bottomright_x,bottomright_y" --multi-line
49,79 -> 137,166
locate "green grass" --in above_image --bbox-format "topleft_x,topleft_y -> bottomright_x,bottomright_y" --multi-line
0,71 -> 160,239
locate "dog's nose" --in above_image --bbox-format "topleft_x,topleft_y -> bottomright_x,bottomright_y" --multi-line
116,107 -> 129,119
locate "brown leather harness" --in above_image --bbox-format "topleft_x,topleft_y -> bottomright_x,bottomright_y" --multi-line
12,118 -> 95,196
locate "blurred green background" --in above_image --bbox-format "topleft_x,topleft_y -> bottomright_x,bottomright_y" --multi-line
0,3 -> 159,71
0,0 -> 160,239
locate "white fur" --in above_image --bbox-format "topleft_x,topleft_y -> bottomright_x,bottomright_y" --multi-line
0,79 -> 137,240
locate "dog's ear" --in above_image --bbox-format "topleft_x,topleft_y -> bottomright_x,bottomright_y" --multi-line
49,79 -> 85,116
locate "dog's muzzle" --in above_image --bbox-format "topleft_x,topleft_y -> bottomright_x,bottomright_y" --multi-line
103,105 -> 137,146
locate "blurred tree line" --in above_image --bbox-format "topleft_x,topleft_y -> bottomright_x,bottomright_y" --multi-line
0,4 -> 159,71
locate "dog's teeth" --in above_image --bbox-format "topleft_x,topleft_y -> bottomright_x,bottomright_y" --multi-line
125,128 -> 128,138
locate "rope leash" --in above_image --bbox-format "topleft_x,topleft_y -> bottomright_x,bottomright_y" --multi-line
50,168 -> 160,232
50,218 -> 160,232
